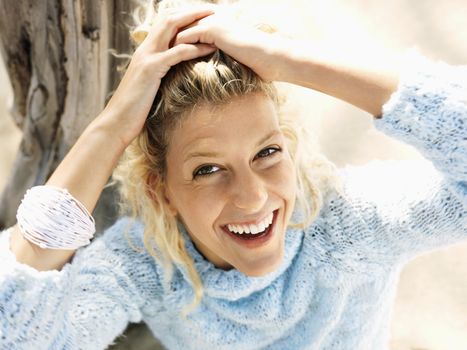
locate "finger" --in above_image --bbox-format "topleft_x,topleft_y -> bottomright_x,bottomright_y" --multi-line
145,7 -> 215,51
161,43 -> 217,67
174,25 -> 214,46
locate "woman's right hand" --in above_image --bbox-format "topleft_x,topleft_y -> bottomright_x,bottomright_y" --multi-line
10,7 -> 217,273
98,7 -> 216,147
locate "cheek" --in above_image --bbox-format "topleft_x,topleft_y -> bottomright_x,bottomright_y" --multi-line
268,156 -> 297,200
173,184 -> 226,230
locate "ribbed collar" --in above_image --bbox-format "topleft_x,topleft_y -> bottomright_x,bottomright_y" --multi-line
175,220 -> 304,301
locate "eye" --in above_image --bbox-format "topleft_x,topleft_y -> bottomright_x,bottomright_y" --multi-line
193,165 -> 221,178
254,147 -> 281,160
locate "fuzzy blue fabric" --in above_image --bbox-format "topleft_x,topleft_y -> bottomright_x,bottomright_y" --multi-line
1,51 -> 466,350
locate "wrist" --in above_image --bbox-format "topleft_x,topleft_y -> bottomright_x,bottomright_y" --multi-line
46,117 -> 128,212
276,41 -> 316,84
269,39 -> 315,84
91,111 -> 135,151
10,225 -> 75,271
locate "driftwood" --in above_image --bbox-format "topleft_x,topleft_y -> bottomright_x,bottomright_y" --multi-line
0,1 -> 162,348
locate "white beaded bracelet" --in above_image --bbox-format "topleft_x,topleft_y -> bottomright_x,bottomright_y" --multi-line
16,186 -> 96,250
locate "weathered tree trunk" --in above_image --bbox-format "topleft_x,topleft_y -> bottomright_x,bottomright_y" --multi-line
0,1 -> 162,348
0,0 -> 131,232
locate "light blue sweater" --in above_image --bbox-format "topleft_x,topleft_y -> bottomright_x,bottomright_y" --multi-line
1,51 -> 466,350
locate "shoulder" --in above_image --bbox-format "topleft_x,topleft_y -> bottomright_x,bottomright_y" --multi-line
98,217 -> 146,250
71,217 -> 165,305
300,159 -> 444,272
72,216 -> 158,279
336,159 -> 442,208
77,216 -> 147,260
308,159 -> 443,229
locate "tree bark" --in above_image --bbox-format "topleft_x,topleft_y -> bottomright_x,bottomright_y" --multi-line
0,0 -> 133,233
0,1 -> 162,348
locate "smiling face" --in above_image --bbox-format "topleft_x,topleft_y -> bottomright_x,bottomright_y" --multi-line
163,93 -> 297,276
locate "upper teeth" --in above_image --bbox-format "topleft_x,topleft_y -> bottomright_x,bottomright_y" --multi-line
226,212 -> 274,235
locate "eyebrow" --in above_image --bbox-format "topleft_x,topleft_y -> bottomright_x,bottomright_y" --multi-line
184,129 -> 281,162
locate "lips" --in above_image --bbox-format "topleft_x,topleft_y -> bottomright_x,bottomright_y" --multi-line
226,212 -> 274,235
221,210 -> 279,245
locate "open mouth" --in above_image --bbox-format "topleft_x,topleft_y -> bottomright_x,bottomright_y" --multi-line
221,209 -> 278,242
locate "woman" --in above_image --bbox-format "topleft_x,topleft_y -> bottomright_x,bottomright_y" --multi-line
1,1 -> 466,349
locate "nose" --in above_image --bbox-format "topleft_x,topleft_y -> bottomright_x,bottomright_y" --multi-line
230,169 -> 268,212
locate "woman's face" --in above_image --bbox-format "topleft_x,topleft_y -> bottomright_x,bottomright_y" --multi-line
164,93 -> 297,276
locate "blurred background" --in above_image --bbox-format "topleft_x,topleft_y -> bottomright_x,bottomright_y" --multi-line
1,0 -> 466,349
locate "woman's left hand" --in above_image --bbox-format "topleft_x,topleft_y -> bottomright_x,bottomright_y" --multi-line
174,7 -> 400,116
173,10 -> 294,83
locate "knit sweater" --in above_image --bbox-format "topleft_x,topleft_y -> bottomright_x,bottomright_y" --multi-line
1,51 -> 466,350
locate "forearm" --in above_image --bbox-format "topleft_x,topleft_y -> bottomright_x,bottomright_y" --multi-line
46,113 -> 126,211
279,42 -> 401,117
1,220 -> 143,350
10,112 -> 126,271
174,10 -> 400,116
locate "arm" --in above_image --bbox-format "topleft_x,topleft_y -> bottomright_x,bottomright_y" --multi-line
9,120 -> 126,271
1,218 -> 157,349
174,13 -> 400,116
318,52 -> 467,264
277,43 -> 401,117
282,47 -> 466,260
8,8 -> 216,272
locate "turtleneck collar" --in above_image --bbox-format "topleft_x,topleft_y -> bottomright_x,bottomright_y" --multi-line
175,220 -> 304,301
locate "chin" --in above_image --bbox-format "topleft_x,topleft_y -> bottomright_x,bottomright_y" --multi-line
239,251 -> 284,277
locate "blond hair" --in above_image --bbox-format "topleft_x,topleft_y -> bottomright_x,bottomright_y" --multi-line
114,0 -> 343,317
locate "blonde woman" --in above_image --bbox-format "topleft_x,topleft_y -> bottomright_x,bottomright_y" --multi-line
1,2 -> 466,350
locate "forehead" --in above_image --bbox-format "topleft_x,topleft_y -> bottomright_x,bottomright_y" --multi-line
169,93 -> 280,154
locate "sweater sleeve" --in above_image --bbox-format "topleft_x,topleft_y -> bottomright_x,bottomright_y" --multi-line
0,218 -> 149,350
337,51 -> 466,264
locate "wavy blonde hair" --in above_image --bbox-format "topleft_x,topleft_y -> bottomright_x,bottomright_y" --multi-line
114,0 -> 343,317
